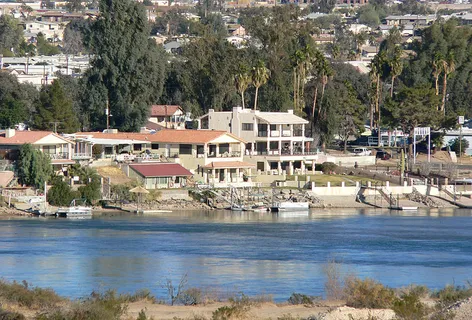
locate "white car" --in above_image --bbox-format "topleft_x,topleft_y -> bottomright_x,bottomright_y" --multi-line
353,147 -> 372,156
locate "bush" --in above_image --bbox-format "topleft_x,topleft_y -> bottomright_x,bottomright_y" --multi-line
392,292 -> 429,320
319,162 -> 338,174
212,294 -> 251,320
323,258 -> 346,300
449,138 -> 469,156
0,309 -> 26,320
178,287 -> 203,306
0,280 -> 62,309
344,278 -> 395,309
287,293 -> 319,306
37,290 -> 127,320
434,284 -> 472,308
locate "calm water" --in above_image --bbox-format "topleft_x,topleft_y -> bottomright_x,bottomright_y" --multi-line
1,208 -> 472,301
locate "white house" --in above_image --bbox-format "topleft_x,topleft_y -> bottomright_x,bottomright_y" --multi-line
198,107 -> 321,175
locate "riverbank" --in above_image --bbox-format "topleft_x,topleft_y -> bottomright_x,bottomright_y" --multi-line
1,279 -> 472,320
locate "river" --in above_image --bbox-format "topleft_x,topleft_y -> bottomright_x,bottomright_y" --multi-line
0,208 -> 471,301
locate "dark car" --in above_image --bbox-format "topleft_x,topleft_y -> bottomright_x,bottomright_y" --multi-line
376,150 -> 391,160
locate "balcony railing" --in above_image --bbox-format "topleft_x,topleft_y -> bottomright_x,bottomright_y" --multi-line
72,153 -> 93,160
207,151 -> 241,158
49,152 -> 69,160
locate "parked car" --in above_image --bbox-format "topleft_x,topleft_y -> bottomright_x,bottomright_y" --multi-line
353,147 -> 372,156
376,150 -> 391,160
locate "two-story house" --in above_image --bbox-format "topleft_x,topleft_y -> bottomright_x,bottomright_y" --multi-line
148,105 -> 186,129
198,107 -> 320,175
0,129 -> 75,167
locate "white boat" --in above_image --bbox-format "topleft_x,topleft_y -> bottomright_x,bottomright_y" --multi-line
56,199 -> 93,219
270,201 -> 310,212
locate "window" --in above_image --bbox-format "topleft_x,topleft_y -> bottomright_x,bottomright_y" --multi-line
151,144 -> 159,150
179,144 -> 192,155
242,123 -> 253,131
133,144 -> 142,151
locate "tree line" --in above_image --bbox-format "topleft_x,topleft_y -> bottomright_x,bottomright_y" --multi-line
0,1 -> 470,146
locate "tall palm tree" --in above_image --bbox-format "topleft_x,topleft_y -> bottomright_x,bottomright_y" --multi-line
369,51 -> 386,146
251,61 -> 270,111
441,53 -> 455,115
235,65 -> 252,109
432,53 -> 444,97
389,46 -> 403,98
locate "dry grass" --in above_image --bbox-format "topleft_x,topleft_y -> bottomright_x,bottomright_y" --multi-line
96,166 -> 133,185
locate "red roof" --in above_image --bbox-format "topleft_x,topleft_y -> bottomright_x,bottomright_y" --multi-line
150,105 -> 182,117
0,131 -> 69,145
130,163 -> 192,177
152,129 -> 245,144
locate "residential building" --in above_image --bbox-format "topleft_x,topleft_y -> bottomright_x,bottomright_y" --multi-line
148,105 -> 186,129
68,130 -> 255,185
128,163 -> 192,189
0,129 -> 75,166
150,130 -> 254,185
198,107 -> 319,175
384,14 -> 437,26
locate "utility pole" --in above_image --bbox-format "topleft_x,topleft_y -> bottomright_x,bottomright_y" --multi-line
49,121 -> 61,133
105,99 -> 110,131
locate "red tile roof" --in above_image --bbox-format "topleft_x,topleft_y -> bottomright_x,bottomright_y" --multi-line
74,129 -> 245,144
130,163 -> 192,177
203,161 -> 255,169
0,131 -> 66,145
75,132 -> 158,142
150,105 -> 182,117
152,130 -> 245,144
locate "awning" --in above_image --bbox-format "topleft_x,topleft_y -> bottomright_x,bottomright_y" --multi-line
203,161 -> 256,169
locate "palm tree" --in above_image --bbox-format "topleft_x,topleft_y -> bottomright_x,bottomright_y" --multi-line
369,51 -> 386,146
389,46 -> 403,98
432,53 -> 444,97
235,65 -> 252,109
441,53 -> 455,115
252,61 -> 270,110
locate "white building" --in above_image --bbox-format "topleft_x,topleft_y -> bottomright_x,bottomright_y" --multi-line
198,107 -> 321,175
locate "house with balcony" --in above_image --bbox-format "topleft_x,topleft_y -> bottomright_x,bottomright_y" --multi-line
150,130 -> 254,185
68,129 -> 254,186
66,130 -> 156,161
198,107 -> 320,175
0,129 -> 75,166
148,105 -> 186,129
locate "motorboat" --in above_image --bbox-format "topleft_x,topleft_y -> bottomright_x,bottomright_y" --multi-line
270,201 -> 309,212
56,199 -> 93,219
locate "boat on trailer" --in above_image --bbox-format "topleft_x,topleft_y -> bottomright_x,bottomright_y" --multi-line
56,199 -> 92,219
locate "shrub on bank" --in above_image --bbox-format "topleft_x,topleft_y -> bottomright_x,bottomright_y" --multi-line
316,162 -> 338,174
434,284 -> 472,308
0,280 -> 62,309
392,292 -> 429,320
0,308 -> 26,320
36,290 -> 127,320
287,293 -> 319,306
344,278 -> 395,309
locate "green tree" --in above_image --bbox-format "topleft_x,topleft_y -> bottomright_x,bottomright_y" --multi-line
0,15 -> 24,56
17,144 -> 52,189
63,20 -> 90,55
0,99 -> 28,129
66,0 -> 84,12
0,72 -> 38,126
251,61 -> 270,110
36,33 -> 61,56
83,0 -> 166,131
235,64 -> 252,110
389,46 -> 403,97
358,5 -> 381,28
34,80 -> 80,133
47,177 -> 80,206
449,137 -> 469,156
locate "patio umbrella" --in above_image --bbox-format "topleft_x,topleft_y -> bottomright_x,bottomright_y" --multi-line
129,186 -> 149,213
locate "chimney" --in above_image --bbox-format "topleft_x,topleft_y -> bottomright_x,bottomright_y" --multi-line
5,129 -> 15,138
